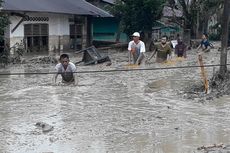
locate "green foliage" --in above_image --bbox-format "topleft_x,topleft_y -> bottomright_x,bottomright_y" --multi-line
0,0 -> 10,41
109,0 -> 166,36
177,0 -> 223,36
0,15 -> 9,41
0,0 -> 10,66
209,33 -> 221,41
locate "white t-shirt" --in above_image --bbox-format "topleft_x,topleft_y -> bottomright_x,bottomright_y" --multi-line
55,62 -> 76,82
128,40 -> 146,53
171,40 -> 178,49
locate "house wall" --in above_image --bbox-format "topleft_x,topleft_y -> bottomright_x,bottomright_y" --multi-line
92,18 -> 127,43
8,12 -> 88,52
48,13 -> 69,51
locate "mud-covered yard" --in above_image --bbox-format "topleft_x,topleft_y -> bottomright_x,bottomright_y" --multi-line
1,42 -> 230,153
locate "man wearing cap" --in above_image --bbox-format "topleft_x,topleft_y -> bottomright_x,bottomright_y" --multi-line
128,32 -> 146,65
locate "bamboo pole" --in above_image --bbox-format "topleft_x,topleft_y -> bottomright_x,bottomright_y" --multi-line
198,54 -> 209,93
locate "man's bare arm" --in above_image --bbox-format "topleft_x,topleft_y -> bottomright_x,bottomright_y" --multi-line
148,49 -> 156,61
53,73 -> 58,85
73,73 -> 78,85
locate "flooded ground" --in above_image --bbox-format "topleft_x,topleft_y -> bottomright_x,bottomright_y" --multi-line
1,43 -> 230,153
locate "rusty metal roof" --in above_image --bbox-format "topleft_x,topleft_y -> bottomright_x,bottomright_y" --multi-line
2,0 -> 113,17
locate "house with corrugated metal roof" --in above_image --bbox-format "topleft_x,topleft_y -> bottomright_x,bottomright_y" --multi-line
1,0 -> 112,53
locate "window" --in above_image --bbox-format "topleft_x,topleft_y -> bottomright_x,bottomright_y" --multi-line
24,24 -> 49,52
70,24 -> 83,50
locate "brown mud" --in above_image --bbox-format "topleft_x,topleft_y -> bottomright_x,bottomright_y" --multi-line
1,42 -> 230,153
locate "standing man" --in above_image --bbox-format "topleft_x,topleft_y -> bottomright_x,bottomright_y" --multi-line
53,53 -> 78,85
147,36 -> 172,63
128,32 -> 146,65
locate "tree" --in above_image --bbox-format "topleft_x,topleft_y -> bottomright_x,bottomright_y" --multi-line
0,0 -> 10,66
175,0 -> 223,38
0,0 -> 9,42
219,0 -> 230,75
109,0 -> 166,38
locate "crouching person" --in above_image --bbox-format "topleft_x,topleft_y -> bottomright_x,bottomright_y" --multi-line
53,54 -> 78,85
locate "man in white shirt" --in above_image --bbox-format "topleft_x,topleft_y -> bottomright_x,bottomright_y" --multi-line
53,54 -> 78,85
128,32 -> 146,65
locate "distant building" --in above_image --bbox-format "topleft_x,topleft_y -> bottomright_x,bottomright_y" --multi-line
2,0 -> 112,53
152,6 -> 183,41
87,0 -> 127,45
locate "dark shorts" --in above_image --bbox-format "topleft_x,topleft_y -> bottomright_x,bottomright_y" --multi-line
132,51 -> 139,64
177,52 -> 184,57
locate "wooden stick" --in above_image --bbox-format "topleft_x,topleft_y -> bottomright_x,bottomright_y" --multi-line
198,54 -> 209,93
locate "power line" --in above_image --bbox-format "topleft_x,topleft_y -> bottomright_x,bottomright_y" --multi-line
0,63 -> 229,76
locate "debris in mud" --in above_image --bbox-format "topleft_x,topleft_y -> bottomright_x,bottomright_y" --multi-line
196,143 -> 230,153
49,137 -> 58,143
75,46 -> 111,65
35,122 -> 54,133
23,56 -> 58,64
106,61 -> 112,66
174,127 -> 179,130
197,143 -> 224,150
182,82 -> 207,102
182,70 -> 230,102
210,71 -> 230,95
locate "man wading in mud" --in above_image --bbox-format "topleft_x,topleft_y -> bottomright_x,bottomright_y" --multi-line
128,32 -> 146,65
175,36 -> 187,58
147,35 -> 172,63
53,54 -> 78,85
196,33 -> 212,53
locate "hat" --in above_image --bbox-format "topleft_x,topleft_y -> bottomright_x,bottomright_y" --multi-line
132,32 -> 140,37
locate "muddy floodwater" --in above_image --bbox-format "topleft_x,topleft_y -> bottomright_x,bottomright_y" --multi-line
1,44 -> 230,153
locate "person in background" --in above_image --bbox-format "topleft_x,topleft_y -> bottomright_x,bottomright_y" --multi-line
147,35 -> 172,63
196,33 -> 211,53
128,32 -> 146,65
53,54 -> 78,85
175,36 -> 187,58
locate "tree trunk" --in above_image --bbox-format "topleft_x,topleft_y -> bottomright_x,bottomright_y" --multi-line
196,11 -> 200,38
144,31 -> 152,52
219,0 -> 230,75
202,16 -> 209,34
